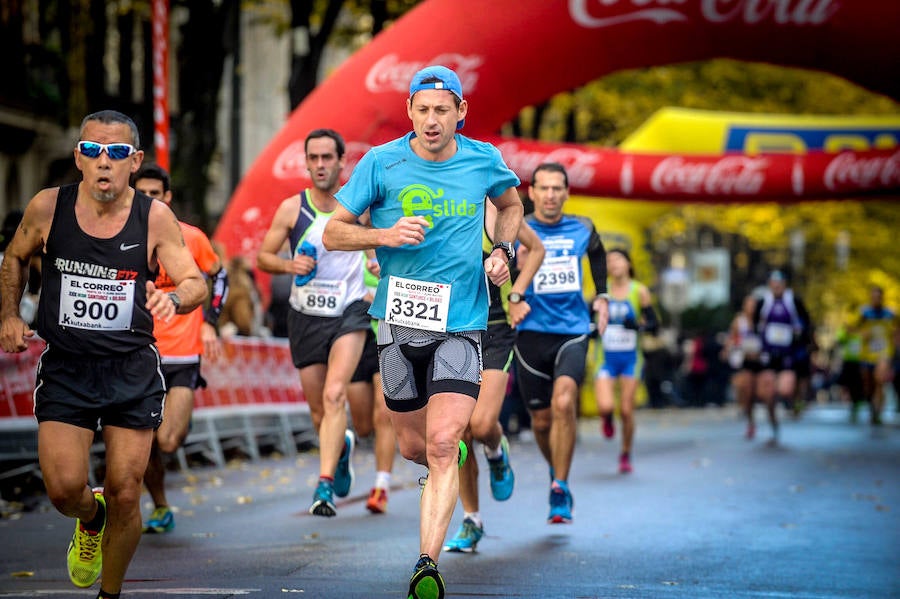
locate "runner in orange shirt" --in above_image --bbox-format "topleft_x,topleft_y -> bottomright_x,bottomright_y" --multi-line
134,164 -> 229,533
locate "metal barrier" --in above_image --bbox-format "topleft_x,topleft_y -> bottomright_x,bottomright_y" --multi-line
0,337 -> 311,479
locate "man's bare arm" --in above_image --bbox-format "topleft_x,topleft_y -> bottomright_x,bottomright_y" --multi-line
323,205 -> 429,251
512,221 -> 544,295
0,189 -> 55,351
491,187 -> 524,245
257,196 -> 301,275
149,202 -> 208,319
483,187 -> 524,286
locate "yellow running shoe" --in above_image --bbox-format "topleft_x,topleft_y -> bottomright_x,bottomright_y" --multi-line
67,489 -> 106,588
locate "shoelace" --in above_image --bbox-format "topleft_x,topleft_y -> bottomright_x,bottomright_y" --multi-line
77,527 -> 101,561
550,487 -> 568,507
460,521 -> 479,539
415,554 -> 436,571
490,461 -> 509,480
150,508 -> 169,523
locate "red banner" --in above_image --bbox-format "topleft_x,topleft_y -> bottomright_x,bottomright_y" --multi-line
486,138 -> 900,202
152,0 -> 170,171
213,0 -> 900,273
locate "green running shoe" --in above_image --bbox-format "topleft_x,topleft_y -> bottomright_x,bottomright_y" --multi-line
407,554 -> 445,599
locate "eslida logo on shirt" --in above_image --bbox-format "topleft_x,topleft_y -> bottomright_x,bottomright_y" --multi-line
399,183 -> 477,227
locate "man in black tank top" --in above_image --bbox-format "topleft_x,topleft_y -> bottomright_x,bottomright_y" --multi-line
0,110 -> 208,599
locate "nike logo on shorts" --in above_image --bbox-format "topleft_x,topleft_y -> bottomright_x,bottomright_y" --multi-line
120,242 -> 140,251
151,412 -> 160,418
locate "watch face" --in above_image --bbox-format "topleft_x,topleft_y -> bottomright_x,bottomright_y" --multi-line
508,292 -> 523,303
495,242 -> 514,261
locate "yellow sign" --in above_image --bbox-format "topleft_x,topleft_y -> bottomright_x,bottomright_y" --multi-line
622,107 -> 900,155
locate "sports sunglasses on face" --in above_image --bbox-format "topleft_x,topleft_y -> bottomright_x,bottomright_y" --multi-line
77,141 -> 137,160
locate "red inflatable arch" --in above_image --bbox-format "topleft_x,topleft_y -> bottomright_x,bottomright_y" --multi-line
214,0 -> 900,272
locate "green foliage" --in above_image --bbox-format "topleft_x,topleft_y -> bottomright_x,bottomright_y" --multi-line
529,59 -> 899,147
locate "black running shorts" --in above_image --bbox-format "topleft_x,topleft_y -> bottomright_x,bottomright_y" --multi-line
514,330 -> 589,411
482,321 -> 515,372
351,327 -> 379,383
35,345 -> 166,431
287,299 -> 372,369
161,361 -> 207,390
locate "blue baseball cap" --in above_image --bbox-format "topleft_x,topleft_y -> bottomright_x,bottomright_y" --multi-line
409,65 -> 465,129
769,270 -> 786,282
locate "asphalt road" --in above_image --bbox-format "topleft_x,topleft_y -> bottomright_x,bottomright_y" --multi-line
0,403 -> 897,598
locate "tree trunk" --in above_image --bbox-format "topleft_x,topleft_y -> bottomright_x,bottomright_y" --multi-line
287,0 -> 345,110
170,0 -> 232,230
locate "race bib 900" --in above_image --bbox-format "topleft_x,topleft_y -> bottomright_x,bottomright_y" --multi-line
385,275 -> 450,332
59,274 -> 134,330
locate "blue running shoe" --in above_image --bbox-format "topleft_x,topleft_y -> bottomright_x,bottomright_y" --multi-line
309,480 -> 336,517
443,517 -> 484,553
333,429 -> 355,498
487,435 -> 514,501
143,506 -> 175,534
548,480 -> 574,524
407,554 -> 445,599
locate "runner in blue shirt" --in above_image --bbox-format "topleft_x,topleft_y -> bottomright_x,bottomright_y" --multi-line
323,65 -> 523,599
514,162 -> 610,525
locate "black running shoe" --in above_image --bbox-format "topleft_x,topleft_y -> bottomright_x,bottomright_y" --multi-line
407,554 -> 445,599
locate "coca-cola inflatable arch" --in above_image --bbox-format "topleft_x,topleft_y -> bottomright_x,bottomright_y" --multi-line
214,0 -> 900,265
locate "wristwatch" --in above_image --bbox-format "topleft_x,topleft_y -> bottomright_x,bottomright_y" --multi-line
168,292 -> 182,312
508,292 -> 524,304
492,241 -> 516,262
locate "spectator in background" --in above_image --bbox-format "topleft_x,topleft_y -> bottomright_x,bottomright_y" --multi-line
215,248 -> 263,338
641,331 -> 677,408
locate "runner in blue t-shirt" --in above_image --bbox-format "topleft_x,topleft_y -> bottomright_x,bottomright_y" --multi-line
513,162 -> 610,525
323,65 -> 523,599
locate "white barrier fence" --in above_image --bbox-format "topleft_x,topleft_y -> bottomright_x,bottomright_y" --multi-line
0,337 -> 311,479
